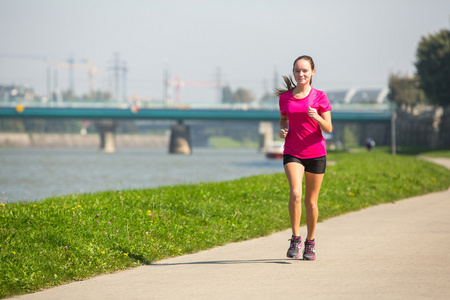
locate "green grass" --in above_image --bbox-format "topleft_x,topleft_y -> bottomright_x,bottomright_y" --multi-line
419,150 -> 450,158
209,136 -> 258,148
394,146 -> 450,157
1,151 -> 450,298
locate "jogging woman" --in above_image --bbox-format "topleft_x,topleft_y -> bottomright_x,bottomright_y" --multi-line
276,55 -> 333,260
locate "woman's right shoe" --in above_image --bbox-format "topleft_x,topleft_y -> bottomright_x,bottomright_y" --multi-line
286,236 -> 302,258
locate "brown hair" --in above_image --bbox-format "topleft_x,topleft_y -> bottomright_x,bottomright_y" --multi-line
274,55 -> 315,97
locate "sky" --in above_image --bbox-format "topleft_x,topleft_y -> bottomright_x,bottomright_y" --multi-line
0,0 -> 449,104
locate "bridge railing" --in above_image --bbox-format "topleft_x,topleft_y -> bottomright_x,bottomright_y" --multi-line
0,98 -> 394,112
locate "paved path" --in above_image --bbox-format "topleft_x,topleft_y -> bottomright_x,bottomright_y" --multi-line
10,158 -> 450,300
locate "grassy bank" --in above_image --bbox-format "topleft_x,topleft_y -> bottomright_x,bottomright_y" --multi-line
209,136 -> 258,148
1,151 -> 450,298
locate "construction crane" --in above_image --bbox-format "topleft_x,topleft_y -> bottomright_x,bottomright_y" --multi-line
0,53 -> 101,99
54,60 -> 102,96
163,63 -> 225,105
166,75 -> 225,104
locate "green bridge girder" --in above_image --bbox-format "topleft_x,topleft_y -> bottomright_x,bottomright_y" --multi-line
0,106 -> 393,122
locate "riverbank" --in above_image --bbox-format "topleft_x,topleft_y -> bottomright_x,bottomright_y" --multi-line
1,151 -> 449,298
0,133 -> 169,148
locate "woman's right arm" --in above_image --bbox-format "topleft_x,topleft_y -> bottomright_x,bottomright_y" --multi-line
279,115 -> 289,139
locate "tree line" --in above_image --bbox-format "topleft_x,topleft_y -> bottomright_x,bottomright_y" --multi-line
389,28 -> 450,107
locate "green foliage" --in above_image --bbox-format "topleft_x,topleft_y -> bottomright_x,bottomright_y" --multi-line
388,73 -> 427,105
115,120 -> 139,134
234,88 -> 255,103
0,119 -> 25,132
342,124 -> 360,148
1,152 -> 449,298
81,90 -> 112,101
0,119 -> 140,134
415,29 -> 450,106
221,86 -> 255,104
26,119 -> 83,133
209,136 -> 258,148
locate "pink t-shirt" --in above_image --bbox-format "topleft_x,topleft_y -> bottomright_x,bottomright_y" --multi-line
279,88 -> 332,159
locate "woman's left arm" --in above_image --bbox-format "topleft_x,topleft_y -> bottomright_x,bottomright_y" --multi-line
308,106 -> 333,134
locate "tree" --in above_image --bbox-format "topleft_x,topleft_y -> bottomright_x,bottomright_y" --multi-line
221,85 -> 234,104
233,88 -> 255,104
61,89 -> 77,101
415,29 -> 450,106
221,86 -> 255,104
388,73 -> 426,106
0,119 -> 25,132
82,90 -> 112,101
61,89 -> 112,101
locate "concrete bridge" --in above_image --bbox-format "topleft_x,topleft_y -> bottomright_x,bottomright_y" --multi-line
0,101 -> 394,153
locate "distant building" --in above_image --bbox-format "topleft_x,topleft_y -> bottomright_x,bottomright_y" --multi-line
326,88 -> 389,104
0,84 -> 35,102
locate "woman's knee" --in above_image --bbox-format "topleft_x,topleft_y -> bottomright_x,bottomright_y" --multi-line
304,198 -> 318,211
289,189 -> 302,203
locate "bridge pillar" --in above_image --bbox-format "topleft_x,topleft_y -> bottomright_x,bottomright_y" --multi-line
169,121 -> 192,155
96,120 -> 118,153
258,121 -> 274,152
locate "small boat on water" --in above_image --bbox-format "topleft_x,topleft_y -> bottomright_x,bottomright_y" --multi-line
264,141 -> 284,160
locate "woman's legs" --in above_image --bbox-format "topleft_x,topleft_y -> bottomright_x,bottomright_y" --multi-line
284,162 -> 305,237
284,161 -> 325,239
304,171 -> 324,240
284,158 -> 325,260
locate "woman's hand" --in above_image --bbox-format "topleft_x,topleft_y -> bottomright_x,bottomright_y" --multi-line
308,106 -> 333,134
279,128 -> 288,139
308,106 -> 320,121
279,115 -> 289,138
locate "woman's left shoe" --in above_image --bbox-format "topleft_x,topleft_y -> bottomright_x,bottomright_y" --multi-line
303,239 -> 316,260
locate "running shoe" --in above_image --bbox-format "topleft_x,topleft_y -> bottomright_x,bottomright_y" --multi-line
303,239 -> 316,260
286,236 -> 302,258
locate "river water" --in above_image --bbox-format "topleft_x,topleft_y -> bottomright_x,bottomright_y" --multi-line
0,148 -> 283,203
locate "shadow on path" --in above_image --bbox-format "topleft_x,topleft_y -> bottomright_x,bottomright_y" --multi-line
149,258 -> 302,266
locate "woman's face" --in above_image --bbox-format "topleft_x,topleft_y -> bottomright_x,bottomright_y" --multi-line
293,59 -> 315,86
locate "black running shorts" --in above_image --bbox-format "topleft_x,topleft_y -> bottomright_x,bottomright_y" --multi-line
283,154 -> 327,174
